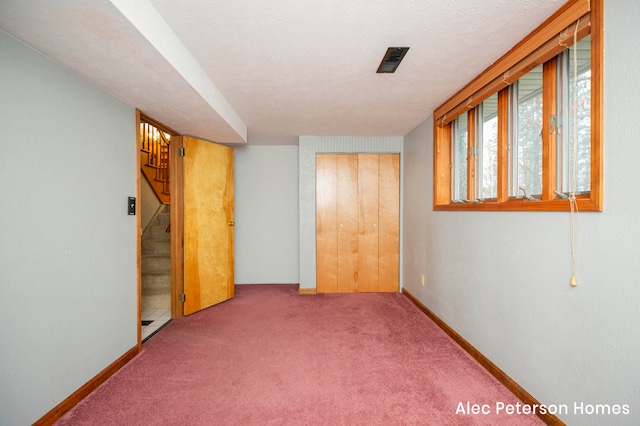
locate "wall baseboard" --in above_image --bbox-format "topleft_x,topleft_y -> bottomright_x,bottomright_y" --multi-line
33,345 -> 140,425
298,287 -> 317,295
402,289 -> 564,426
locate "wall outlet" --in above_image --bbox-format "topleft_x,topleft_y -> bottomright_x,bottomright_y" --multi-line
420,274 -> 425,286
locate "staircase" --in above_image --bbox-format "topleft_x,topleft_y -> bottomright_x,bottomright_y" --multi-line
142,204 -> 171,311
140,120 -> 171,205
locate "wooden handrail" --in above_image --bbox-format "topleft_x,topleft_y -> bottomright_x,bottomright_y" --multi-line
140,119 -> 171,204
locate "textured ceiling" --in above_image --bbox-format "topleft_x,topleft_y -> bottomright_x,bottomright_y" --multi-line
0,0 -> 565,145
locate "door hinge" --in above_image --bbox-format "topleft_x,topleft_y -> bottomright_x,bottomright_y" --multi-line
178,147 -> 186,157
179,293 -> 186,303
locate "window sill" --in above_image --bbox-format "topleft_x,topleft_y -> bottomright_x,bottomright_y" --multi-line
434,194 -> 602,212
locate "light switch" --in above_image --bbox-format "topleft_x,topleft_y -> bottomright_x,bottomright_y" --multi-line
128,197 -> 136,215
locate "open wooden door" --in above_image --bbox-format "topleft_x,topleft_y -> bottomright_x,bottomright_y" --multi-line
182,136 -> 234,315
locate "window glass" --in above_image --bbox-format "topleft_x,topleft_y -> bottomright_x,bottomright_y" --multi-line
452,114 -> 468,200
559,35 -> 591,193
478,94 -> 498,199
432,2 -> 602,212
513,66 -> 543,197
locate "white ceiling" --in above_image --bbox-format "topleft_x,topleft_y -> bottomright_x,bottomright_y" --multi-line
0,0 -> 565,145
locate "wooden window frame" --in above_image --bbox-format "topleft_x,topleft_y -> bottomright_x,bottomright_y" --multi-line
433,0 -> 602,212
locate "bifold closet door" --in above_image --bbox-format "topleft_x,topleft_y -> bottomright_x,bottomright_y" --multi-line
316,154 -> 339,293
337,155 -> 359,292
377,154 -> 400,292
316,153 -> 399,293
357,154 -> 379,292
316,154 -> 359,293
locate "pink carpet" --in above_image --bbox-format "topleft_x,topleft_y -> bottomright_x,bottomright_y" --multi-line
57,285 -> 543,425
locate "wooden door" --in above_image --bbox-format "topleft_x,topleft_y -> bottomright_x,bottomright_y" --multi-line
182,136 -> 234,315
378,154 -> 400,292
316,154 -> 338,293
357,154 -> 379,292
337,155 -> 358,292
316,153 -> 399,293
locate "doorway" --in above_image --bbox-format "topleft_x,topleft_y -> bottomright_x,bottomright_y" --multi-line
138,112 -> 178,341
136,111 -> 236,344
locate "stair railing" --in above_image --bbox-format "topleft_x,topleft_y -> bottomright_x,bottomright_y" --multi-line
140,121 -> 171,201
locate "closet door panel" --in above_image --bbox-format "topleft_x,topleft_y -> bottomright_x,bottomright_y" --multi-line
357,154 -> 379,292
378,154 -> 400,292
316,154 -> 338,293
337,155 -> 359,292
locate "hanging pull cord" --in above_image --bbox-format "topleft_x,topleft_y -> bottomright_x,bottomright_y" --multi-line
568,19 -> 581,287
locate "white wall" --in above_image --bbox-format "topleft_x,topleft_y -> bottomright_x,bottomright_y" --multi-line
233,145 -> 299,284
0,31 -> 137,425
140,173 -> 162,230
402,1 -> 640,424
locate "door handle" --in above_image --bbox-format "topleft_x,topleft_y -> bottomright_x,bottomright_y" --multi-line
229,221 -> 235,227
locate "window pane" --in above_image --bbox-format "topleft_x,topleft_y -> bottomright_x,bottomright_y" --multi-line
452,114 -> 468,200
559,35 -> 591,193
514,66 -> 543,197
478,94 -> 498,199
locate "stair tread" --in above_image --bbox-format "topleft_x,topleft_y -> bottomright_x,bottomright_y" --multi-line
149,223 -> 170,229
144,288 -> 171,296
141,293 -> 170,311
141,202 -> 172,301
142,265 -> 170,268
143,284 -> 170,291
142,239 -> 170,245
142,248 -> 170,255
142,270 -> 171,275
142,274 -> 170,290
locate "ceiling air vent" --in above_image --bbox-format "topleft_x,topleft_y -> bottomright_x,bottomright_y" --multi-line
376,47 -> 409,73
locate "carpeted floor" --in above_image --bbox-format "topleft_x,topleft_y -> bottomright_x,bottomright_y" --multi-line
56,285 -> 543,425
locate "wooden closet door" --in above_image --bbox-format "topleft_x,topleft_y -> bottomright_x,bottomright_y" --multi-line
378,154 -> 400,292
337,155 -> 358,292
316,153 -> 399,294
316,154 -> 338,293
357,154 -> 379,292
